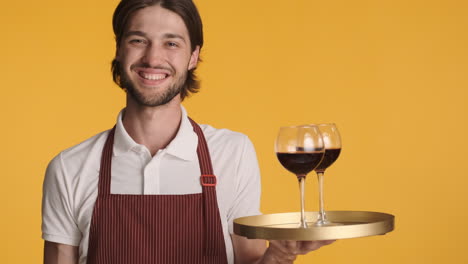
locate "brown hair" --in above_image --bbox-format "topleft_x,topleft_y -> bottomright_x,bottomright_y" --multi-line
111,0 -> 204,100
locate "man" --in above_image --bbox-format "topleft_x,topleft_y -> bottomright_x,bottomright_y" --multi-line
42,0 -> 333,263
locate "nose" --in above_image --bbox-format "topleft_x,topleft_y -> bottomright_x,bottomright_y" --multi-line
142,44 -> 165,67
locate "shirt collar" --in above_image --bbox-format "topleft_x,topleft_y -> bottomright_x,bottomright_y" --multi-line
165,106 -> 198,161
113,109 -> 138,157
113,106 -> 198,161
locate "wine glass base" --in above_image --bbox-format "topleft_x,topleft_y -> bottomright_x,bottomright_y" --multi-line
297,220 -> 343,228
314,222 -> 343,227
314,219 -> 342,227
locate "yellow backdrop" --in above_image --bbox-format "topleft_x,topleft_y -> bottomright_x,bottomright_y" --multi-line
2,0 -> 467,263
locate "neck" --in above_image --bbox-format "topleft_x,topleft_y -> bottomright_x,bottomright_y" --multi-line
123,95 -> 182,156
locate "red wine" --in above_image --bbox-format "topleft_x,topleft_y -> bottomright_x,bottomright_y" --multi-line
314,148 -> 341,172
276,152 -> 324,176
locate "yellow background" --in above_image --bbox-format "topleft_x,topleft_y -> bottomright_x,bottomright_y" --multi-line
2,0 -> 468,263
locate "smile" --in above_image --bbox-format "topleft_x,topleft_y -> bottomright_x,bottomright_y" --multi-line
139,72 -> 168,80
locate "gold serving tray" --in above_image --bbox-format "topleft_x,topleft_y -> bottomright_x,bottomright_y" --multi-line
234,211 -> 394,241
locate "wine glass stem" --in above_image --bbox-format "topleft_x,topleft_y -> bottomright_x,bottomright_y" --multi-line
317,172 -> 328,225
298,175 -> 308,228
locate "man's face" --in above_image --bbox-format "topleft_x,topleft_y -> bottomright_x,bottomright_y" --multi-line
116,5 -> 200,107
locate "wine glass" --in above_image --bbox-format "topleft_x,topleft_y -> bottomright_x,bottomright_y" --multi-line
275,125 -> 325,228
314,123 -> 342,226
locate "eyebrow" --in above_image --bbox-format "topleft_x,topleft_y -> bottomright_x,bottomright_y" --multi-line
164,33 -> 186,43
124,30 -> 147,38
124,31 -> 187,43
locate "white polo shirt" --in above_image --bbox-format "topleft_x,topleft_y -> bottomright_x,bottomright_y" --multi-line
41,106 -> 261,264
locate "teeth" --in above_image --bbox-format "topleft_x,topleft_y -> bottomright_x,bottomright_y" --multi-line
142,73 -> 166,80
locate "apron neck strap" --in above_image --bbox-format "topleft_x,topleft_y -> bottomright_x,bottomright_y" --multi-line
98,126 -> 116,197
189,118 -> 217,187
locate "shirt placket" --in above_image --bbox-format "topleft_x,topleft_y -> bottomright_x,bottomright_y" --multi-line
143,149 -> 164,194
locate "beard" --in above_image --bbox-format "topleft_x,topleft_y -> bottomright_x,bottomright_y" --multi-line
120,64 -> 187,107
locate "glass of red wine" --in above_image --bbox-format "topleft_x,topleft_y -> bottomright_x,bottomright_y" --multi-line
276,125 -> 325,228
314,123 -> 342,226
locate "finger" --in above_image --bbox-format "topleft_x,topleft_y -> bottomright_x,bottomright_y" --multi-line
298,241 -> 322,254
283,240 -> 298,254
320,240 -> 336,246
267,241 -> 298,262
297,240 -> 336,254
268,240 -> 288,254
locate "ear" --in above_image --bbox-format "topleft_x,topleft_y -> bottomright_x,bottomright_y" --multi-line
188,46 -> 200,70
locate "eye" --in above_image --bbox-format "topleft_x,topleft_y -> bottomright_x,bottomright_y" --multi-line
129,38 -> 147,45
166,41 -> 179,48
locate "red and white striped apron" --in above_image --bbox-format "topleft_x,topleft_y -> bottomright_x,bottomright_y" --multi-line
86,119 -> 228,264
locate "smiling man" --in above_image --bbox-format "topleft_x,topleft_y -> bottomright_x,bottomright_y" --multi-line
42,1 -> 333,263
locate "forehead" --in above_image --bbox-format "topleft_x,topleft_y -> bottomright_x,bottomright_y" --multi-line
126,5 -> 189,38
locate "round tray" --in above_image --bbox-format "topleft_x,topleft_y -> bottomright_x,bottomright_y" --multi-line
234,211 -> 395,241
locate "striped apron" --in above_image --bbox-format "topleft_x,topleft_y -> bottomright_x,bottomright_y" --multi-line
86,119 -> 228,264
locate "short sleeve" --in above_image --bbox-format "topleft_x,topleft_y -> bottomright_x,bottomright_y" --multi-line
41,153 -> 82,246
227,136 -> 262,234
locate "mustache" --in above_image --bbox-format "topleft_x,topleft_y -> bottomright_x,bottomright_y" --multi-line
130,63 -> 174,74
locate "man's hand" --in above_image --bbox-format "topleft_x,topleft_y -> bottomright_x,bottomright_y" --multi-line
232,233 -> 335,264
261,240 -> 335,263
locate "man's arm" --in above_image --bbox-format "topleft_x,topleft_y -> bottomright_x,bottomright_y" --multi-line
231,234 -> 267,263
42,156 -> 82,263
44,241 -> 79,264
232,234 -> 335,264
